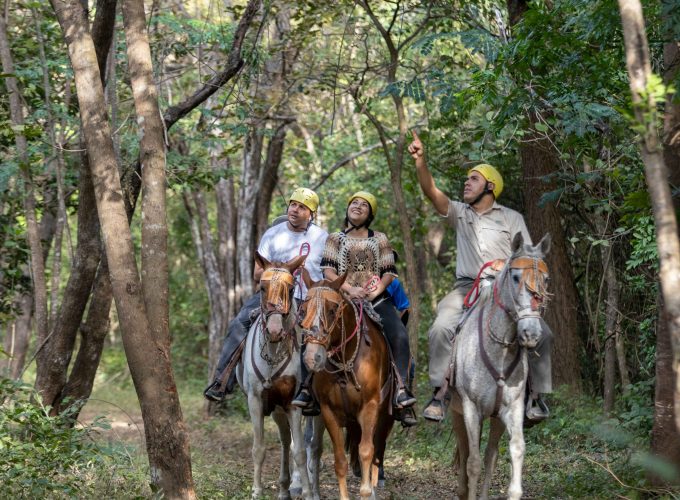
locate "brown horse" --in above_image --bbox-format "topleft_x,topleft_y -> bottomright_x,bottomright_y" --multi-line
299,273 -> 394,500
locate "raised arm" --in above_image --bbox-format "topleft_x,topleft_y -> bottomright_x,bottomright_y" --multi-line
408,130 -> 449,216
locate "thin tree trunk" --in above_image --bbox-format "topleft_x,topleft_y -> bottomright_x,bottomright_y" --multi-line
614,315 -> 630,391
1,294 -> 32,379
357,0 -> 429,360
237,129 -> 263,302
34,0 -> 116,407
0,6 -> 48,376
601,248 -> 620,413
255,122 -> 288,242
121,0 -> 194,495
618,0 -> 680,435
51,0 -> 195,496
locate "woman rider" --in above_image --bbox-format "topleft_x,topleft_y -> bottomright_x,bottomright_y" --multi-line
293,191 -> 416,415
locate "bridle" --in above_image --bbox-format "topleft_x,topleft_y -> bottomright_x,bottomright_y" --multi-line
300,286 -> 347,349
493,256 -> 549,324
300,286 -> 365,386
260,267 -> 296,321
477,254 -> 550,417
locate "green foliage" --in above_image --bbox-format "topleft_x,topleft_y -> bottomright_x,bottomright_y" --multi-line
0,377 -> 145,498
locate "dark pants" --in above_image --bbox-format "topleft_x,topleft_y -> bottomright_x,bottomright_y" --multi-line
212,292 -> 261,388
528,318 -> 553,394
373,298 -> 411,387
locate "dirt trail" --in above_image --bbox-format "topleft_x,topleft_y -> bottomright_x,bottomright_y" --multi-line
80,390 -> 519,499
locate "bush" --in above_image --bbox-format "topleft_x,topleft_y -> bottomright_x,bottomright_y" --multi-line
0,377 -> 144,498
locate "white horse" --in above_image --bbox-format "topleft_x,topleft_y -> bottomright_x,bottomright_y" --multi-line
450,232 -> 551,500
237,253 -> 313,500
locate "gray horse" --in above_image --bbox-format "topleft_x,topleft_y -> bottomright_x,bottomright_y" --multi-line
449,232 -> 551,500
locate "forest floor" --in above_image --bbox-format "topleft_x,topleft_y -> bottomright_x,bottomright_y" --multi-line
80,380 -> 566,499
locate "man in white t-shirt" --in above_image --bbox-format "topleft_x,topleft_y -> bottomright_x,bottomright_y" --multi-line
204,188 -> 328,401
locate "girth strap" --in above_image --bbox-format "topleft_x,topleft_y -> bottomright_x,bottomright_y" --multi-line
478,305 -> 522,417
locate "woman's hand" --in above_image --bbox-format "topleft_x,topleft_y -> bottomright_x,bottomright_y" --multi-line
346,286 -> 367,301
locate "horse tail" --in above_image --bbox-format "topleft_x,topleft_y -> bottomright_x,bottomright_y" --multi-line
344,420 -> 362,475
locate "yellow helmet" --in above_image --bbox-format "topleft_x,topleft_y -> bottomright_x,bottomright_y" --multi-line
288,187 -> 319,212
348,191 -> 378,215
468,164 -> 504,199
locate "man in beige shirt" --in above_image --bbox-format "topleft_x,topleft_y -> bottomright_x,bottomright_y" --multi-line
409,131 -> 552,423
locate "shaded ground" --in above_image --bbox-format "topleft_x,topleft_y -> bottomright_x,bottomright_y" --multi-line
80,383 -> 545,499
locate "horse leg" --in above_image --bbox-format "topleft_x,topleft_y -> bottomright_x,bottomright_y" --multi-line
272,409 -> 292,500
461,399 -> 482,500
357,400 -> 379,498
321,406 -> 350,500
289,408 -> 314,500
452,410 -> 469,499
247,392 -> 266,499
480,416 -> 505,499
306,415 -> 324,500
503,402 -> 526,500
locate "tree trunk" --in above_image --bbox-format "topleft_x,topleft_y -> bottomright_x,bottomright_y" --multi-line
50,0 -> 195,496
0,4 -> 48,376
649,30 -> 680,484
1,294 -> 32,379
507,0 -> 582,390
618,0 -> 680,435
34,0 -> 116,407
517,130 -> 582,389
237,129 -> 264,301
601,248 -> 620,413
255,122 -> 288,243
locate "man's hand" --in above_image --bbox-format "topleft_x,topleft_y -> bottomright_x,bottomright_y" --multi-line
408,130 -> 424,161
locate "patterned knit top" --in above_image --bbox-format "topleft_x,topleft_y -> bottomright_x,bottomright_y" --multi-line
320,230 -> 397,288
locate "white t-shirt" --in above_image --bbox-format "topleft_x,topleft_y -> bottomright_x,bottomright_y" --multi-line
257,222 -> 328,298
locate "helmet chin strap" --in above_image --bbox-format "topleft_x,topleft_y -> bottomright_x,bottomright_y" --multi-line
470,182 -> 493,206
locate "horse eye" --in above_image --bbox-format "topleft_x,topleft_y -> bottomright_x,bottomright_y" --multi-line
512,274 -> 520,283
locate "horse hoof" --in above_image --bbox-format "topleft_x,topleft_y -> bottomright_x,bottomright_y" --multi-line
377,479 -> 385,488
289,486 -> 302,497
251,489 -> 263,500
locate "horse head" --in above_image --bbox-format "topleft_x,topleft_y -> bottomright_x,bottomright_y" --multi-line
496,232 -> 551,349
256,252 -> 307,342
298,272 -> 348,372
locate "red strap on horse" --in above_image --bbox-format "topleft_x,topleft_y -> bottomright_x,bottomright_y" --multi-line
463,261 -> 496,308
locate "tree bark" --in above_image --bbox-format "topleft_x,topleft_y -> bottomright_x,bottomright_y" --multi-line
649,25 -> 680,485
0,3 -> 48,375
618,0 -> 680,435
1,293 -> 32,379
34,0 -> 116,407
601,248 -> 620,413
50,0 -> 195,496
507,0 -> 582,389
357,0 -> 429,360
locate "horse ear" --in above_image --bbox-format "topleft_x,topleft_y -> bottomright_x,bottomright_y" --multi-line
330,273 -> 347,291
301,267 -> 314,288
538,233 -> 552,255
255,252 -> 270,270
285,254 -> 307,272
511,232 -> 524,253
